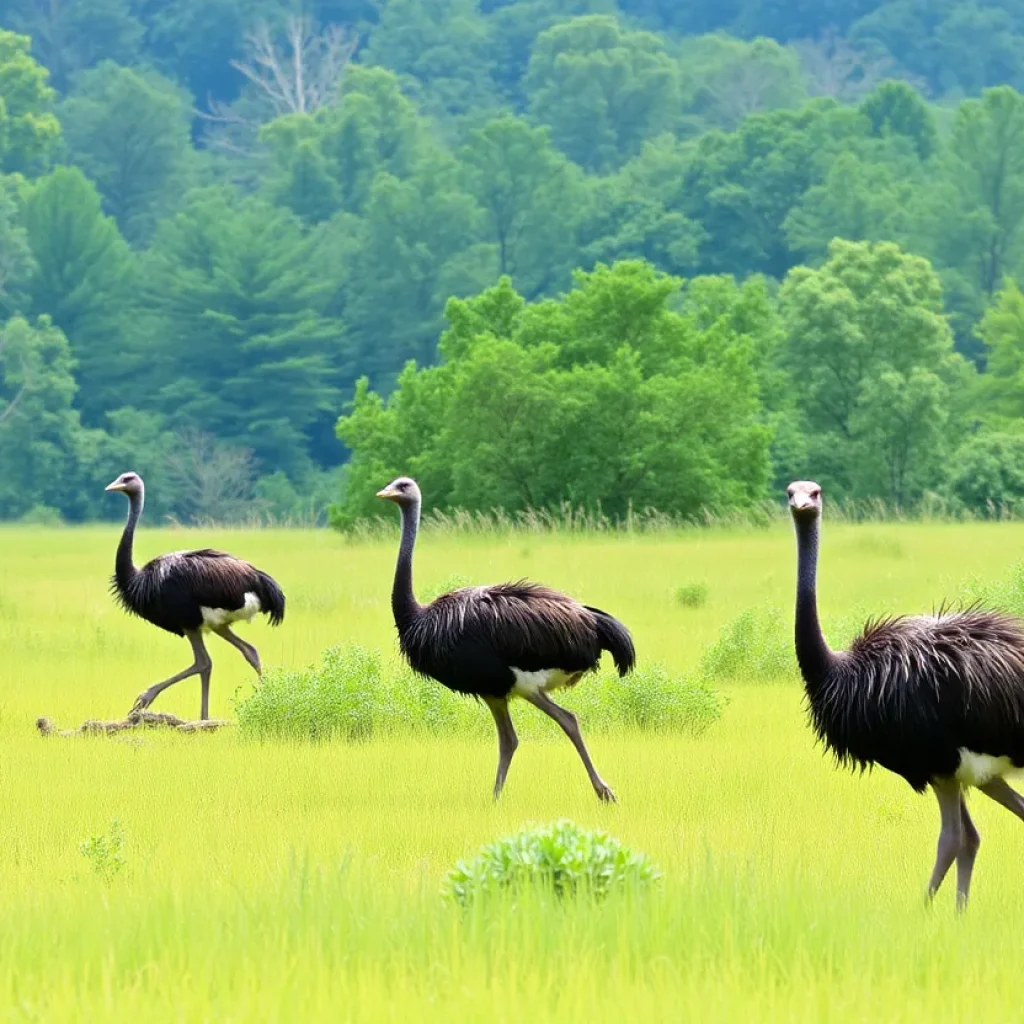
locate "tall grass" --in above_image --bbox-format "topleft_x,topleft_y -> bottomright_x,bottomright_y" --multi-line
2,521 -> 1024,1019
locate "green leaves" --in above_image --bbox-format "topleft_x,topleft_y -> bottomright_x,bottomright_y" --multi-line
60,62 -> 194,245
780,239 -> 962,502
334,260 -> 774,522
445,820 -> 661,906
0,31 -> 60,175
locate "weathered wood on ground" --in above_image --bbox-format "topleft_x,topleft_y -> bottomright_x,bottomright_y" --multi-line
36,711 -> 234,738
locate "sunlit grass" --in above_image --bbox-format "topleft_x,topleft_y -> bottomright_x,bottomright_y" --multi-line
2,520 -> 1024,1019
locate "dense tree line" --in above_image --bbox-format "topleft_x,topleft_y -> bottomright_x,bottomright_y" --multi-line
3,3 -> 1024,522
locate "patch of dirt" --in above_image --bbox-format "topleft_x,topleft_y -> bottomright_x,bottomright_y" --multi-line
36,711 -> 233,737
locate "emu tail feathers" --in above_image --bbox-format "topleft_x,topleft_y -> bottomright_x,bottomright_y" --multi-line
587,606 -> 636,676
256,571 -> 286,626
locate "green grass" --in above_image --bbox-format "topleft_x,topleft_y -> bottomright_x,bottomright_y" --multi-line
4,519 -> 1024,1019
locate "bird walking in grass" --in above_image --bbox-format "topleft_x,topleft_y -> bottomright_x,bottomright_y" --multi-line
789,479 -> 1024,910
106,471 -> 285,720
377,476 -> 635,802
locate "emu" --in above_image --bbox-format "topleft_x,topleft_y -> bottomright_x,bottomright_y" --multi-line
106,471 -> 285,719
789,479 -> 1024,909
377,476 -> 635,802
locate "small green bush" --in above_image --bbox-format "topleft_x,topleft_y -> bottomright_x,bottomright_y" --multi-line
674,581 -> 709,608
236,644 -> 725,741
420,573 -> 473,602
444,820 -> 661,907
566,663 -> 724,734
79,819 -> 127,884
235,644 -> 383,741
699,604 -> 871,684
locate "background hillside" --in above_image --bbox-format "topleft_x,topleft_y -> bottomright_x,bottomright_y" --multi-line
3,0 -> 1024,522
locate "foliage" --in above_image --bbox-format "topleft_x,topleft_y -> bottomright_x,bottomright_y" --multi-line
333,263 -> 773,524
79,818 -> 128,884
5,3 -> 1024,518
674,581 -> 708,608
444,819 -> 662,906
780,239 -> 963,503
948,431 -> 1024,512
236,642 -> 724,740
0,30 -> 60,174
60,62 -> 194,245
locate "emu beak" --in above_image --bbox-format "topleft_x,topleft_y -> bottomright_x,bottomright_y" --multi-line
105,479 -> 124,492
790,496 -> 814,511
376,487 -> 399,501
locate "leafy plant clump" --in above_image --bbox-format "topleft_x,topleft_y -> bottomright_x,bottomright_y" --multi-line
445,820 -> 661,907
674,581 -> 709,608
235,644 -> 385,741
699,604 -> 871,683
235,644 -> 725,741
79,819 -> 127,884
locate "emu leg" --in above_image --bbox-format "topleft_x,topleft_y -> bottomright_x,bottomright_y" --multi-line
980,776 -> 1024,822
522,691 -> 615,803
956,795 -> 981,912
927,779 -> 965,904
214,625 -> 262,675
132,631 -> 212,716
483,696 -> 519,800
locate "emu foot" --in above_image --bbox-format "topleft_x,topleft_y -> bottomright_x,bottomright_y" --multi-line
594,780 -> 617,803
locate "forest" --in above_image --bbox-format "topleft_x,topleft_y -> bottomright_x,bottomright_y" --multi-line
4,0 -> 1024,523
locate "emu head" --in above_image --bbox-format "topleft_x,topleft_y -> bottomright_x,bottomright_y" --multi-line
376,476 -> 420,508
105,471 -> 144,498
787,480 -> 822,520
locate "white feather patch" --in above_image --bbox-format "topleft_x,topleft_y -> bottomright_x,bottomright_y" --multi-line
510,667 -> 576,698
955,748 -> 1017,787
200,591 -> 261,629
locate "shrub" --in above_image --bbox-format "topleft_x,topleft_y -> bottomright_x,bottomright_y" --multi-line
236,644 -> 725,740
565,663 -> 724,734
674,581 -> 708,608
699,604 -> 871,683
948,432 -> 1024,514
444,820 -> 661,907
699,606 -> 794,683
79,819 -> 127,884
235,644 -> 383,741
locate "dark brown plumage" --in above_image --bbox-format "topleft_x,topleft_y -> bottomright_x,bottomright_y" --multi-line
106,471 -> 285,720
378,476 -> 635,802
790,479 -> 1024,910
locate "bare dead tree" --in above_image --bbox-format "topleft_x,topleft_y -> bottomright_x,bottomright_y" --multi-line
198,15 -> 357,156
164,429 -> 261,525
0,321 -> 39,429
795,31 -> 916,103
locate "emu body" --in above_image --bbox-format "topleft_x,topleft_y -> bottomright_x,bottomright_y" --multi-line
378,476 -> 635,801
789,479 -> 1024,909
106,472 -> 285,719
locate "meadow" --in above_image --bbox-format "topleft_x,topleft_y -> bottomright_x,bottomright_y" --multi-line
5,519 -> 1024,1020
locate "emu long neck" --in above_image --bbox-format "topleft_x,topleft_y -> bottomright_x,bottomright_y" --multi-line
392,499 -> 422,628
115,489 -> 143,590
794,514 -> 834,690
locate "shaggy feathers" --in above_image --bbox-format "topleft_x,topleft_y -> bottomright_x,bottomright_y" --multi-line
113,549 -> 286,636
399,580 -> 636,698
809,609 -> 1024,791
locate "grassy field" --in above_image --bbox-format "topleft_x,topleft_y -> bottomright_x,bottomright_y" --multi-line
4,519 -> 1024,1020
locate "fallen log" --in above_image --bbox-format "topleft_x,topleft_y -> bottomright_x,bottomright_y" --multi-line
36,711 -> 234,738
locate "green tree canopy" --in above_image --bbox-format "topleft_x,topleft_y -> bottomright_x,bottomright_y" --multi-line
333,260 -> 772,524
60,62 -> 194,245
525,16 -> 680,172
0,30 -> 60,174
780,239 -> 964,502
